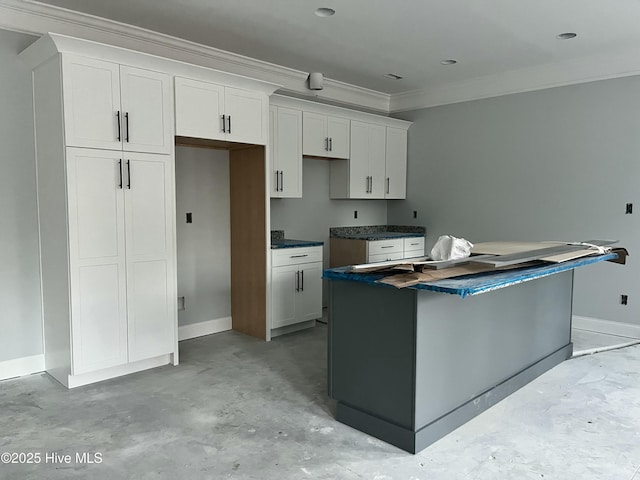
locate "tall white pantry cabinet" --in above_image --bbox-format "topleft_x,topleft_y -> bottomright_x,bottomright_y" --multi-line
24,36 -> 177,388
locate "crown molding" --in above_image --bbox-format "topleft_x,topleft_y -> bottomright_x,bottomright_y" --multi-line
3,0 -> 639,114
0,0 -> 391,112
390,48 -> 640,112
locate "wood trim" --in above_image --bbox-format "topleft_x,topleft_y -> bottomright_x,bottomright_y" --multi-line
329,238 -> 367,268
229,146 -> 267,339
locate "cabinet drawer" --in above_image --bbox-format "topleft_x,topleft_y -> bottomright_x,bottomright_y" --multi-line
367,238 -> 403,256
403,237 -> 425,253
272,246 -> 322,267
367,251 -> 404,264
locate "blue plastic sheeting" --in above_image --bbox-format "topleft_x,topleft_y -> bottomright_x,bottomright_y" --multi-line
323,253 -> 618,299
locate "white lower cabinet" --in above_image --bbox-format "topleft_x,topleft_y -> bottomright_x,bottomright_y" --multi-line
271,247 -> 323,329
366,237 -> 426,263
66,148 -> 176,378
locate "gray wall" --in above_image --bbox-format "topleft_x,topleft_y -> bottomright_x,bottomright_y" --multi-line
0,29 -> 43,363
175,146 -> 231,325
271,158 -> 388,304
389,76 -> 640,326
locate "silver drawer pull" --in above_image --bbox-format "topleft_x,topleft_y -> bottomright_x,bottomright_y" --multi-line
380,246 -> 395,249
410,243 -> 420,246
290,254 -> 309,258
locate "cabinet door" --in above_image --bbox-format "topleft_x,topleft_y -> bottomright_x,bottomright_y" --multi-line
120,66 -> 173,154
271,265 -> 298,328
273,107 -> 302,198
327,116 -> 350,159
124,152 -> 175,362
269,106 -> 278,195
175,77 -> 225,140
296,262 -> 323,322
385,127 -> 408,199
66,148 -> 128,374
348,121 -> 370,198
368,123 -> 387,199
302,111 -> 328,157
225,87 -> 266,145
62,55 -> 122,151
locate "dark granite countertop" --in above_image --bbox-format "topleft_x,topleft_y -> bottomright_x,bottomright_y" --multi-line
330,225 -> 426,241
271,239 -> 324,249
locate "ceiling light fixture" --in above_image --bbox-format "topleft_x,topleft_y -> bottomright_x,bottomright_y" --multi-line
557,32 -> 577,40
315,7 -> 335,17
440,59 -> 457,65
384,73 -> 403,80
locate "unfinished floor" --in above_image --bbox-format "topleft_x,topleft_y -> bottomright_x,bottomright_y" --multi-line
1,324 -> 639,480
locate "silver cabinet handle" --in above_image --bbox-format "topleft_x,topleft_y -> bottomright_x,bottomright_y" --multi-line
410,243 -> 420,246
290,254 -> 309,258
295,271 -> 300,292
380,245 -> 394,249
116,111 -> 121,141
329,138 -> 333,151
118,159 -> 123,189
386,177 -> 390,194
125,112 -> 130,142
228,115 -> 232,134
126,160 -> 131,189
280,171 -> 284,192
325,137 -> 329,151
275,170 -> 280,192
370,176 -> 373,194
221,114 -> 226,133
365,176 -> 369,193
301,270 -> 304,291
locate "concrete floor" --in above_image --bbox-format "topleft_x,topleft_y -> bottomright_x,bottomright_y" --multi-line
572,328 -> 640,357
1,324 -> 639,480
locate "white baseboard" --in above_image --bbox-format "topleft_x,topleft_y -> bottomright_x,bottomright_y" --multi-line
0,354 -> 45,381
178,316 -> 232,341
573,315 -> 640,339
66,354 -> 173,389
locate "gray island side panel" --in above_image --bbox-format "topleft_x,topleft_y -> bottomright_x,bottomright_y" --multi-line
328,280 -> 417,429
328,270 -> 575,453
414,270 -> 573,428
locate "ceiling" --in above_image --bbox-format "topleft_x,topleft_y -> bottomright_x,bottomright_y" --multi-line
33,0 -> 640,96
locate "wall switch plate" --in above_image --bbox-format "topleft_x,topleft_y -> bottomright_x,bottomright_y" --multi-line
621,294 -> 628,305
626,203 -> 633,214
186,212 -> 193,223
413,210 -> 417,219
354,210 -> 358,219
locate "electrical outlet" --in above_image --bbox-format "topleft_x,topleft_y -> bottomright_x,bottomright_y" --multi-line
621,294 -> 628,305
626,203 -> 633,214
413,210 -> 417,219
354,210 -> 358,219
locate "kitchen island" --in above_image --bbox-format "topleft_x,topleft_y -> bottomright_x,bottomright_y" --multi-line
324,253 -> 618,453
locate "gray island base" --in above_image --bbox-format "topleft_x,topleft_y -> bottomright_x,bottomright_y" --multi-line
327,270 -> 575,454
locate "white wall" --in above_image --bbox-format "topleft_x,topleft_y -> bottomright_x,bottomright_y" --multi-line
0,29 -> 43,363
271,158 -> 388,304
175,146 -> 231,326
389,76 -> 640,326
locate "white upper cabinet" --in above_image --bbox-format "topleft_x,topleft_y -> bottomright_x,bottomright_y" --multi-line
174,77 -> 224,139
119,66 -> 173,154
385,127 -> 408,199
270,105 -> 302,198
302,111 -> 350,159
62,55 -> 172,154
175,77 -> 267,145
347,121 -> 387,199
